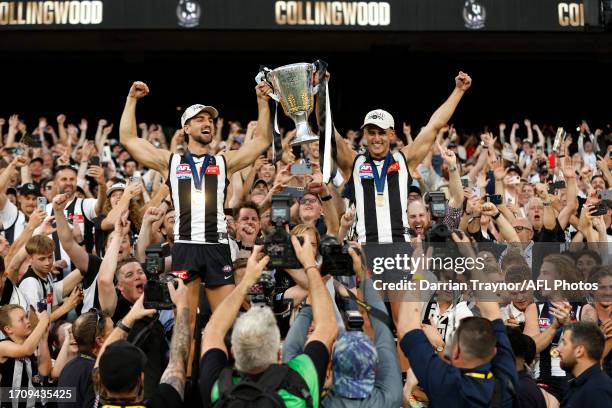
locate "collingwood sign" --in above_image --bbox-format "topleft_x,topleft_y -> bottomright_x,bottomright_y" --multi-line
275,1 -> 391,26
0,0 -> 102,25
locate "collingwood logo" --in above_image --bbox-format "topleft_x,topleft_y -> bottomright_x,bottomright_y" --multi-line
275,1 -> 391,26
0,1 -> 103,25
177,0 -> 201,28
463,0 -> 486,30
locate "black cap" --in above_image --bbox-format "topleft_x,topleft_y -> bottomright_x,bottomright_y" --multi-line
18,183 -> 38,196
506,164 -> 522,176
99,340 -> 146,392
251,179 -> 268,192
409,185 -> 422,196
29,157 -> 44,165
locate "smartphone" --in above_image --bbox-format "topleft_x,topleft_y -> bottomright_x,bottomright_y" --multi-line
102,145 -> 112,162
590,202 -> 608,216
508,176 -> 521,185
598,189 -> 612,206
89,156 -> 100,167
548,180 -> 566,194
291,160 -> 312,176
36,197 -> 47,211
14,147 -> 25,156
486,194 -> 503,205
36,299 -> 47,313
130,176 -> 141,185
460,177 -> 469,188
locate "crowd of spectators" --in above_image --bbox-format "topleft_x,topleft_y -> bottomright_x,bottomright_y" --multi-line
0,72 -> 610,408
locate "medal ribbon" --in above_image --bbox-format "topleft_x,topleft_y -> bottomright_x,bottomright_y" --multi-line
370,153 -> 392,196
185,151 -> 211,191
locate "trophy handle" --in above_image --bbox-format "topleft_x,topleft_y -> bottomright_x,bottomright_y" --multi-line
255,70 -> 280,102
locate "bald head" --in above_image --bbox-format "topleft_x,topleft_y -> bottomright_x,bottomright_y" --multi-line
408,200 -> 430,236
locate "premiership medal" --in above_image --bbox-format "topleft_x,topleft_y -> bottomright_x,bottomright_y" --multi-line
550,346 -> 559,358
370,154 -> 392,208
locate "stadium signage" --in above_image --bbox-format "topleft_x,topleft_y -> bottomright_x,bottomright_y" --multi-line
0,0 -> 589,31
558,2 -> 584,26
0,0 -> 103,25
274,1 -> 391,26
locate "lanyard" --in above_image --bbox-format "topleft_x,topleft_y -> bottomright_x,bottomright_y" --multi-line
185,151 -> 211,191
464,371 -> 493,379
369,153 -> 392,195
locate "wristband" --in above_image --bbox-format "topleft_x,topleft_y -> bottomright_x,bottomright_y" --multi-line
492,211 -> 501,220
448,165 -> 457,172
305,265 -> 319,274
117,320 -> 131,333
543,202 -> 552,206
320,195 -> 332,202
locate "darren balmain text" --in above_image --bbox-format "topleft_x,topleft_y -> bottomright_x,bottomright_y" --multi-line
372,279 -> 599,292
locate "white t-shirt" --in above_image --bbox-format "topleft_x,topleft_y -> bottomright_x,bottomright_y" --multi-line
0,200 -> 28,244
18,272 -> 64,312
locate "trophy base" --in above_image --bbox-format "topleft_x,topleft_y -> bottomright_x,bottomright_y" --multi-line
291,121 -> 319,146
291,133 -> 320,146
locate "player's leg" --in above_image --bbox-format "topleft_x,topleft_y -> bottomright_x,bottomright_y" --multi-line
205,283 -> 236,310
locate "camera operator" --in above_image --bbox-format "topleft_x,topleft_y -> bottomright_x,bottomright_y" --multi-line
397,289 -> 518,407
234,201 -> 261,258
407,143 -> 464,239
93,282 -> 190,408
283,252 -> 403,407
97,211 -> 174,399
199,239 -> 338,407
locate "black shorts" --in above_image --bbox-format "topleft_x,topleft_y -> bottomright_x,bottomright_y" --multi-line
171,243 -> 235,286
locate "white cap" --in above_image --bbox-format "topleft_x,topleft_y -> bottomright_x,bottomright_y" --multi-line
361,109 -> 394,130
107,183 -> 126,197
180,104 -> 219,127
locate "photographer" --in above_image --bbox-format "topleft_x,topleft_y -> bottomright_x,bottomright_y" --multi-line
398,292 -> 518,408
407,143 -> 464,239
199,238 -> 337,407
94,282 -> 190,408
97,211 -> 174,399
283,270 -> 403,407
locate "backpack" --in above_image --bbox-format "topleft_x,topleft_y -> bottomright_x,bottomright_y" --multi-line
214,364 -> 313,408
489,370 -> 519,408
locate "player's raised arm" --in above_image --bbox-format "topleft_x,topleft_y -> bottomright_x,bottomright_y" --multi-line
119,81 -> 171,176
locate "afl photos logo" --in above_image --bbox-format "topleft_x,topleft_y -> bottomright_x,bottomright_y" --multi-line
463,0 -> 486,30
177,0 -> 201,28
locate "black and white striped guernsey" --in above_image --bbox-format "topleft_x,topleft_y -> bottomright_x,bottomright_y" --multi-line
350,151 -> 411,243
167,152 -> 229,244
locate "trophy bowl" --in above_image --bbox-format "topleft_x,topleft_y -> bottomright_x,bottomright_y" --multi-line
266,62 -> 319,146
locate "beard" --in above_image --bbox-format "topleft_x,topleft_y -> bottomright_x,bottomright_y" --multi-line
559,355 -> 576,373
190,132 -> 212,146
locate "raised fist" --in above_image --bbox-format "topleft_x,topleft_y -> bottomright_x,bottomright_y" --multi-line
455,71 -> 472,92
499,123 -> 506,131
12,156 -> 28,168
255,82 -> 273,101
79,119 -> 88,132
98,119 -> 108,127
128,81 -> 150,99
56,114 -> 66,125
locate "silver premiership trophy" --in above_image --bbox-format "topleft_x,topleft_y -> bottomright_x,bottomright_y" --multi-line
257,63 -> 320,145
